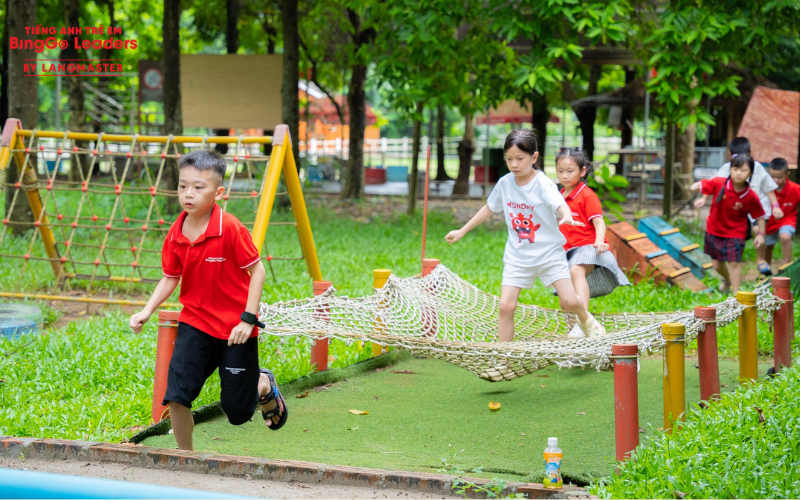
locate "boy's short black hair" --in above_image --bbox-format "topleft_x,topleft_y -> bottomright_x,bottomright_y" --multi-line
728,137 -> 751,156
769,157 -> 789,172
178,149 -> 226,182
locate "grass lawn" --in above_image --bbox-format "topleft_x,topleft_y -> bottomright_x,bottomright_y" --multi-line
142,355 -> 771,484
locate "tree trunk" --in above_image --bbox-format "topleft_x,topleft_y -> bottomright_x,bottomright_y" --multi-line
576,65 -> 600,160
342,61 -> 367,199
5,0 -> 36,232
62,0 -> 88,182
280,0 -> 300,162
408,102 -> 423,214
620,67 -> 635,148
99,0 -> 116,62
162,0 -> 182,212
453,114 -> 474,196
0,0 -> 9,126
215,0 -> 240,154
663,122 -> 676,217
531,91 -> 548,173
435,103 -> 450,181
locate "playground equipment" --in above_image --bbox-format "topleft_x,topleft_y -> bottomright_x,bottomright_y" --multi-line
250,260 -> 782,382
607,221 -> 708,292
0,119 -> 322,306
638,216 -> 713,279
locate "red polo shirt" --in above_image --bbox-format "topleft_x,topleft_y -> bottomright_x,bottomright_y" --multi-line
162,203 -> 261,339
559,182 -> 607,250
766,180 -> 800,234
701,177 -> 765,239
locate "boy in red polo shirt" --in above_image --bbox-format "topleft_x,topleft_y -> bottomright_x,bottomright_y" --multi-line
765,157 -> 799,267
129,149 -> 286,451
691,154 -> 766,294
555,147 -> 629,338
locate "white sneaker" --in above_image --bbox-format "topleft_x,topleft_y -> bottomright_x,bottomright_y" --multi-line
579,313 -> 607,337
566,323 -> 587,339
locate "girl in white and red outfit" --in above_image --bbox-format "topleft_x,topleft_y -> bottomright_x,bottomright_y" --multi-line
556,147 -> 630,338
445,130 -> 607,341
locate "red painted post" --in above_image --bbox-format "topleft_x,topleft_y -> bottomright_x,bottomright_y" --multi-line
695,306 -> 720,402
422,258 -> 440,277
310,280 -> 333,372
612,344 -> 639,462
772,277 -> 792,373
152,310 -> 179,423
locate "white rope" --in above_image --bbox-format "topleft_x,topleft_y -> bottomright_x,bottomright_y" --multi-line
258,264 -> 785,382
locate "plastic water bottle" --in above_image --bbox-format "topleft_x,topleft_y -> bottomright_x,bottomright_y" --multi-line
543,437 -> 563,489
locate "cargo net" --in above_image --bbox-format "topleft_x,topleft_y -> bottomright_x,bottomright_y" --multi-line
258,264 -> 785,381
0,130 -> 301,297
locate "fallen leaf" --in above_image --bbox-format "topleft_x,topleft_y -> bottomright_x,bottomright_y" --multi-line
296,391 -> 309,399
639,428 -> 646,433
520,444 -> 524,447
78,311 -> 86,316
374,396 -> 379,400
540,385 -> 547,388
316,384 -> 333,392
754,406 -> 765,425
349,409 -> 369,415
721,383 -> 728,388
694,364 -> 700,369
303,429 -> 310,433
489,402 -> 501,412
391,370 -> 417,374
674,491 -> 687,499
577,412 -> 586,415
490,451 -> 495,454
520,433 -> 527,436
534,374 -> 550,378
213,437 -> 220,440
348,427 -> 359,431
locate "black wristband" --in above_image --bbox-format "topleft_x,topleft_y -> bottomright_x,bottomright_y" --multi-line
240,312 -> 265,329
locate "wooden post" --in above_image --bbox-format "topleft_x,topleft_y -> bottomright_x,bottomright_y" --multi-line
612,344 -> 639,462
695,306 -> 720,402
310,280 -> 333,372
152,310 -> 179,423
772,277 -> 792,373
737,291 -> 758,383
372,269 -> 391,356
662,323 -> 686,430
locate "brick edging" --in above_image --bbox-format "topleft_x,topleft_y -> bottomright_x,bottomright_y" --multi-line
0,437 -> 593,499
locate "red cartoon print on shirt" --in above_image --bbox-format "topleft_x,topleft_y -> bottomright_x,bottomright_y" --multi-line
511,212 -> 541,243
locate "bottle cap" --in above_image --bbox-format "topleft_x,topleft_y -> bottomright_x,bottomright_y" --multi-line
548,437 -> 558,447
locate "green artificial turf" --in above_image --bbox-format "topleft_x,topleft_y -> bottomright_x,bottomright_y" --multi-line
142,354 -> 771,484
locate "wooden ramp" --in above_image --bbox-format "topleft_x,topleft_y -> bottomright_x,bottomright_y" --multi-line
638,216 -> 713,279
607,221 -> 709,292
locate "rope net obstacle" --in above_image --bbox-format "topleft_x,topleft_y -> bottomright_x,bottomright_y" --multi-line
0,119 -> 322,305
258,264 -> 785,382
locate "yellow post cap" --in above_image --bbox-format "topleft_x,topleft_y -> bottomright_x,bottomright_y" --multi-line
736,291 -> 757,305
373,269 -> 392,279
662,323 -> 685,339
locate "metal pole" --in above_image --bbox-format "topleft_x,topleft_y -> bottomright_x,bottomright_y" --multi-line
55,76 -> 62,130
421,146 -> 431,268
612,343 -> 639,462
737,291 -> 758,384
484,109 -> 490,197
772,277 -> 793,373
643,69 -> 651,148
310,280 -> 333,372
695,306 -> 720,402
663,323 -> 686,430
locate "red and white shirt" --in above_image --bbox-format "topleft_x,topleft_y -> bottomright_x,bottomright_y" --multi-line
559,182 -> 607,250
162,203 -> 262,339
766,180 -> 800,234
701,177 -> 765,239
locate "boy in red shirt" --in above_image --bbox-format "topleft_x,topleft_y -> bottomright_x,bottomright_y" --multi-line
691,154 -> 766,294
129,149 -> 286,451
765,157 -> 799,267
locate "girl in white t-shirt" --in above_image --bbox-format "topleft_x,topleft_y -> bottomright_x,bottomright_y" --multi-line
445,129 -> 607,341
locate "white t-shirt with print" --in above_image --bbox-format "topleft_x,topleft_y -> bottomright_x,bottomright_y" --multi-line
487,172 -> 568,267
717,161 -> 778,218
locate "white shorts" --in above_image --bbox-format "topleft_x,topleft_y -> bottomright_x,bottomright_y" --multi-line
501,260 -> 571,289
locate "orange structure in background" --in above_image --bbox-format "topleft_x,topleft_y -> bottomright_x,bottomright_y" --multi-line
299,90 -> 380,142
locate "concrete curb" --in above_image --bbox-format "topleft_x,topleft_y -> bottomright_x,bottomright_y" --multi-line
0,437 -> 593,499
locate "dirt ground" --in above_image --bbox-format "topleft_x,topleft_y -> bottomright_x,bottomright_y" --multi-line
0,457 -> 457,499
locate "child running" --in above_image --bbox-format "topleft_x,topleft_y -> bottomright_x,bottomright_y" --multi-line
699,137 -> 783,276
555,147 -> 630,339
691,153 -> 766,294
445,130 -> 607,341
129,149 -> 287,451
764,157 -> 799,267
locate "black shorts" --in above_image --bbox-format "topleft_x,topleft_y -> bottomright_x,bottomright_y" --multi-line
163,322 -> 260,425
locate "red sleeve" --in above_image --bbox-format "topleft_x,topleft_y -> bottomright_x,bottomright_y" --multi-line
583,190 -> 604,221
701,177 -> 722,196
161,231 -> 182,277
747,193 -> 766,220
233,224 -> 261,269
